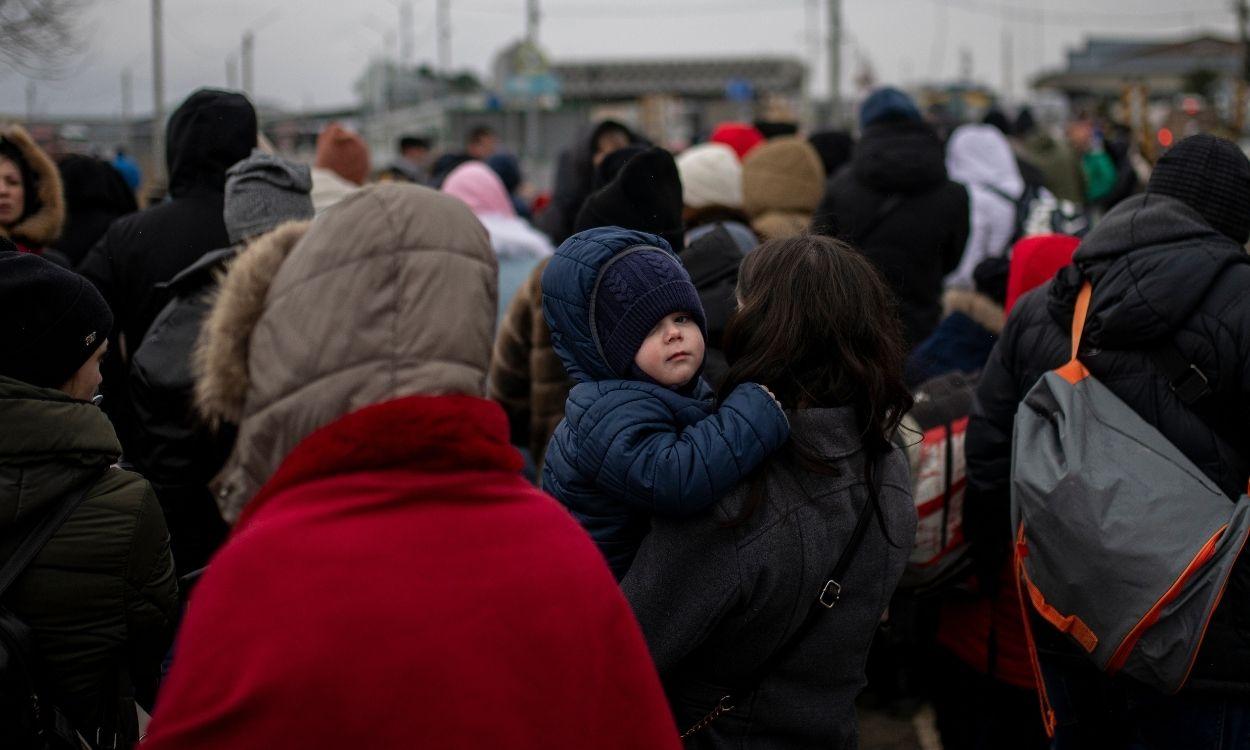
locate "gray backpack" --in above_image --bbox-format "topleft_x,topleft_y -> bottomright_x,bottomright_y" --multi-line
1011,282 -> 1250,734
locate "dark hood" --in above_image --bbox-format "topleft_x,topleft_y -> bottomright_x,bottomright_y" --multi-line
1048,193 -> 1250,348
166,89 -> 257,197
57,155 -> 138,216
850,119 -> 948,194
680,223 -> 743,349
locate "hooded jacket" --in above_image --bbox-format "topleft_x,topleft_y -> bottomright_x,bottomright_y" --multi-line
0,376 -> 177,731
623,408 -> 915,749
0,124 -> 65,254
146,184 -> 680,749
680,224 -> 746,388
741,137 -> 825,240
966,193 -> 1250,692
52,154 -> 137,266
945,124 -> 1024,290
540,227 -> 790,578
812,120 -> 970,347
78,89 -> 256,452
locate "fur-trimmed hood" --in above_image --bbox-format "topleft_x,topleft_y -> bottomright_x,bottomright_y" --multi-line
942,288 -> 1005,335
194,183 -> 496,521
0,124 -> 65,249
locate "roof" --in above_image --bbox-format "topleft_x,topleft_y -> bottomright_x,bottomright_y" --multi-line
551,56 -> 806,101
1035,34 -> 1240,89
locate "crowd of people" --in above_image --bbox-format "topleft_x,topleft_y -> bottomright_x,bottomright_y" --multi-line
1,82 -> 1248,750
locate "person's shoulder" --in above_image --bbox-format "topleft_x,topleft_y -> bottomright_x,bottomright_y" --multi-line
568,379 -> 706,428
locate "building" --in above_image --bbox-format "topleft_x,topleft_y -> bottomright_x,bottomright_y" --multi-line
1033,34 -> 1241,102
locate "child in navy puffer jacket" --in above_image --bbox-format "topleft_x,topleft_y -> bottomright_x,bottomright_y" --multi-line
541,227 -> 790,578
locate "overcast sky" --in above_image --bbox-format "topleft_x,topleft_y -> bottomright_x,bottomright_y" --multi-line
0,0 -> 1238,118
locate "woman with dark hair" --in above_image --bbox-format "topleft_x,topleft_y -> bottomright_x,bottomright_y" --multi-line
0,124 -> 65,256
622,234 -> 918,749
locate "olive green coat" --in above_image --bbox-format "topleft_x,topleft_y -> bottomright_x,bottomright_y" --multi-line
0,376 -> 178,728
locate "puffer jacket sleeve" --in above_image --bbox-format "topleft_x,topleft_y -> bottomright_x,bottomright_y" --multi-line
578,382 -> 789,517
489,266 -> 538,447
121,481 -> 179,707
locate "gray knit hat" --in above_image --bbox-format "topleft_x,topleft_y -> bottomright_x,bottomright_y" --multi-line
224,149 -> 315,244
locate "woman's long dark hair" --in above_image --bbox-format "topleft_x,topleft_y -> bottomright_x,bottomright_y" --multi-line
717,234 -> 913,523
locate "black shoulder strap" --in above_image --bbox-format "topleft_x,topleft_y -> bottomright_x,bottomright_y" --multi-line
852,194 -> 905,245
0,469 -> 105,599
682,461 -> 884,738
1147,341 -> 1243,458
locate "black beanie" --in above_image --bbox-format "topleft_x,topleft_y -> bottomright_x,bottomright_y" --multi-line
574,147 -> 685,253
1147,134 -> 1250,245
0,251 -> 113,389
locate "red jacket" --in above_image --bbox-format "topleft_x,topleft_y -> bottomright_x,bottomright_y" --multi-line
145,394 -> 680,749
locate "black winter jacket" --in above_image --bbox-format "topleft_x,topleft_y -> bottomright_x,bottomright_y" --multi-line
680,224 -> 746,389
966,192 -> 1250,692
79,90 -> 255,451
52,155 -> 137,266
811,120 -> 970,347
128,248 -> 236,573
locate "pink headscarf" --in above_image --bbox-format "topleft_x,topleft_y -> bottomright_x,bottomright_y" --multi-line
441,161 -> 515,217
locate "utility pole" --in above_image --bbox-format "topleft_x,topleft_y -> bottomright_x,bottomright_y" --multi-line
226,54 -> 239,90
399,0 -> 414,66
242,30 -> 255,100
1001,27 -> 1014,104
25,81 -> 35,122
827,0 -> 841,126
805,0 -> 818,128
438,0 -> 451,77
1239,0 -> 1250,84
121,68 -> 134,153
526,0 -> 540,44
151,0 -> 165,186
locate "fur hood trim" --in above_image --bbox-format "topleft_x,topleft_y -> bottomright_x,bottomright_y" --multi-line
0,124 -> 65,248
193,221 -> 311,427
943,288 -> 1005,335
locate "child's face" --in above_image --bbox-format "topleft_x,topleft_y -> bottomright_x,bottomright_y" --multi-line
634,312 -> 705,388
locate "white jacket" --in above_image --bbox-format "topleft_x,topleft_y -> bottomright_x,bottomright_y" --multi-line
944,125 -> 1024,289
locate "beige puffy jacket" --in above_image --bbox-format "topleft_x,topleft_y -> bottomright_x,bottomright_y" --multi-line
194,183 -> 497,521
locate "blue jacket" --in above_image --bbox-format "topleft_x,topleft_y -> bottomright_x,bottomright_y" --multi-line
541,227 -> 790,578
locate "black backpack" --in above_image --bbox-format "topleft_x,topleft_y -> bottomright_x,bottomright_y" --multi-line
0,469 -> 136,749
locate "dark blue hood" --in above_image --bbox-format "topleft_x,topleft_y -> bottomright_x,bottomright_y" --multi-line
542,226 -> 680,383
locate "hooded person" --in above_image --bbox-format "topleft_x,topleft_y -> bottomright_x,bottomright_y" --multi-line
441,160 -> 554,321
1013,109 -> 1086,205
311,123 -> 370,213
540,227 -> 789,578
573,147 -> 685,253
0,250 -> 178,747
127,150 -> 314,574
142,184 -> 681,750
0,124 -> 65,256
78,88 -> 257,453
741,136 -> 825,241
676,141 -> 755,252
812,86 -> 971,347
52,154 -> 138,266
965,134 -> 1250,746
537,120 -> 643,245
944,123 -> 1025,290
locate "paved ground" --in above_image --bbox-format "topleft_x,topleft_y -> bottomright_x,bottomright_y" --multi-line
859,703 -> 942,750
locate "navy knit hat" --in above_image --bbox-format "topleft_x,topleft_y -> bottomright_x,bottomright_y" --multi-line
1147,134 -> 1250,245
860,87 -> 922,129
593,246 -> 706,379
0,250 -> 113,389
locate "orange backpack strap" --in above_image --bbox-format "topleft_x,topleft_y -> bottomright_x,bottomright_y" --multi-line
1057,282 -> 1092,384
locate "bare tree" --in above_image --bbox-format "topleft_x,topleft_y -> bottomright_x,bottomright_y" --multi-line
0,0 -> 88,74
